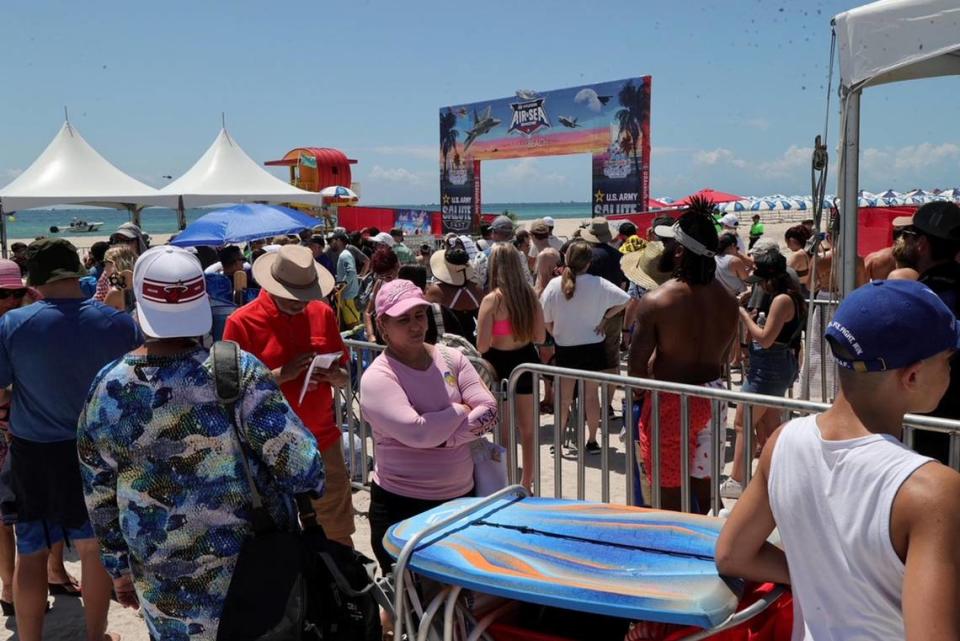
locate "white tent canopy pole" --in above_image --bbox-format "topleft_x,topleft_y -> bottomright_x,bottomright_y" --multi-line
159,128 -> 324,208
833,0 -> 960,297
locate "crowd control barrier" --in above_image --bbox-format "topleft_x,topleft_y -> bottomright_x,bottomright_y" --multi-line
506,363 -> 960,515
339,341 -> 960,514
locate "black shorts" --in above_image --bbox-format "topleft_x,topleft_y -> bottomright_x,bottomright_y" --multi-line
369,482 -> 472,574
554,341 -> 607,371
483,343 -> 539,394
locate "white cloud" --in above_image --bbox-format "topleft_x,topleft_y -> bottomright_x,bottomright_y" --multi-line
367,165 -> 429,185
755,145 -> 810,178
372,145 -> 437,160
693,148 -> 746,168
488,158 -> 566,186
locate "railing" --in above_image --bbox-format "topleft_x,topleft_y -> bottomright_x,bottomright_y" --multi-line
506,363 -> 960,515
339,341 -> 960,514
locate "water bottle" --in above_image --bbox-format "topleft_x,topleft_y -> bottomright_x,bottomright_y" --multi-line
757,312 -> 767,327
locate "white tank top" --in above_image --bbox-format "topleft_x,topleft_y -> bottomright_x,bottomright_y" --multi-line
767,415 -> 932,641
714,254 -> 746,295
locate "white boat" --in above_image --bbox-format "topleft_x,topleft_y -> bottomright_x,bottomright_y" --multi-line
50,218 -> 105,234
67,218 -> 103,233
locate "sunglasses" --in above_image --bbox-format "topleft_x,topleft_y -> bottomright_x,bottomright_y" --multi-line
892,227 -> 920,240
0,288 -> 27,300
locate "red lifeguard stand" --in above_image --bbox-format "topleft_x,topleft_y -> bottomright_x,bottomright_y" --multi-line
265,147 -> 357,192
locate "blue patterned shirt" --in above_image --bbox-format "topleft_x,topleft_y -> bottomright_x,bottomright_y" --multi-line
78,346 -> 324,641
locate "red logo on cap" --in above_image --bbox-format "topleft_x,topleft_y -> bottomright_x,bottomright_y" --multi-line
141,275 -> 205,305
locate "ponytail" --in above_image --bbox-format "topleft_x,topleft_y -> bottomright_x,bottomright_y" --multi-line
561,267 -> 577,300
561,240 -> 593,300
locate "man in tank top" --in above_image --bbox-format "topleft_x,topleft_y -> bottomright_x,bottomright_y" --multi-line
716,279 -> 960,640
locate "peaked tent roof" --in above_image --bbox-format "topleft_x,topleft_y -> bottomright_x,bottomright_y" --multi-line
0,121 -> 176,211
835,0 -> 960,90
672,188 -> 745,206
160,129 -> 324,207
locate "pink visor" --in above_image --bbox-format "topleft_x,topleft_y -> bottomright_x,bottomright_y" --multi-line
375,279 -> 430,317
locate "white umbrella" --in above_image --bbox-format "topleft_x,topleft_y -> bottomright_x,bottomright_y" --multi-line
319,185 -> 359,204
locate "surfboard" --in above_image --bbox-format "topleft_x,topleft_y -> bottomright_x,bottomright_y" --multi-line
384,496 -> 743,628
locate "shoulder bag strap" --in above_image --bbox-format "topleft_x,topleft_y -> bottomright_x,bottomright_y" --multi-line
212,341 -> 271,531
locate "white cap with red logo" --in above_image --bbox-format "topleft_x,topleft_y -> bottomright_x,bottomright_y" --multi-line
133,246 -> 212,338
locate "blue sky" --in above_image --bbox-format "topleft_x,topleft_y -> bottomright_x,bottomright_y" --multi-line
1,0 -> 957,206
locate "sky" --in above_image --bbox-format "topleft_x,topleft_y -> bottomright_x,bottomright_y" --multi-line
1,0 -> 958,206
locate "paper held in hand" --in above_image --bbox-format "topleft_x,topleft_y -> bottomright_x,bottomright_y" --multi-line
298,352 -> 343,404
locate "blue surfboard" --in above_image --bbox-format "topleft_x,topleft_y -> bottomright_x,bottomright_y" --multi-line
384,496 -> 742,628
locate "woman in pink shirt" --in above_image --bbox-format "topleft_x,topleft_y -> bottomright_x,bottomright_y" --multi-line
360,279 -> 497,573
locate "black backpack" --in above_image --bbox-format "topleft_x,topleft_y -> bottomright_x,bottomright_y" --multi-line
211,341 -> 381,641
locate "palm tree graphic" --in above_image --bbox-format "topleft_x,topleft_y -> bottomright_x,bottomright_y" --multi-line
615,80 -> 647,201
440,109 -> 459,185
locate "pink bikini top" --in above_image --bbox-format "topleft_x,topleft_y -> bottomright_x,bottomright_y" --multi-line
491,318 -> 514,337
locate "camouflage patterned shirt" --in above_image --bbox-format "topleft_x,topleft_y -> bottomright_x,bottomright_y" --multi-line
78,346 -> 325,641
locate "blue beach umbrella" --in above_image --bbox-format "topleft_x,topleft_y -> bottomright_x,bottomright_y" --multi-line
169,203 -> 319,247
718,200 -> 747,213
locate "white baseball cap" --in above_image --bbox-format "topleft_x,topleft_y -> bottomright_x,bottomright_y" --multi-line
134,246 -> 212,339
543,216 -> 556,228
720,213 -> 740,227
372,232 -> 395,247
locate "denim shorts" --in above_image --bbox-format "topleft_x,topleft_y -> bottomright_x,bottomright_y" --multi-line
15,519 -> 95,556
741,344 -> 798,397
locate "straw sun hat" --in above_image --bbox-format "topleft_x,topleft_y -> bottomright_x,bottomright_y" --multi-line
620,240 -> 672,290
430,248 -> 475,286
252,245 -> 334,302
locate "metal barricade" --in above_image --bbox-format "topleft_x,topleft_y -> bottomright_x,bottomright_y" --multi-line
507,363 -> 960,515
339,340 -> 960,511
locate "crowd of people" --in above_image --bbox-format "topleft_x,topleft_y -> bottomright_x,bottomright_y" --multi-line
0,199 -> 956,639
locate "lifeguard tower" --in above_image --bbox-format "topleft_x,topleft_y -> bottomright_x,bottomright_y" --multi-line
265,147 -> 358,225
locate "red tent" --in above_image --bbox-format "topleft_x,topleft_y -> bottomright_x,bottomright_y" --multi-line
672,188 -> 744,206
646,197 -> 671,209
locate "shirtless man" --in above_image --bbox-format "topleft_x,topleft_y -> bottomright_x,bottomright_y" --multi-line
717,279 -> 960,640
628,199 -> 738,513
864,219 -> 913,281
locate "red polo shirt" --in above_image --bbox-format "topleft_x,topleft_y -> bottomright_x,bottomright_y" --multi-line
223,290 -> 348,449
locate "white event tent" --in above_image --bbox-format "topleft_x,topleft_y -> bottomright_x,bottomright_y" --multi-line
0,121 -> 176,254
159,129 -> 325,215
833,0 -> 960,296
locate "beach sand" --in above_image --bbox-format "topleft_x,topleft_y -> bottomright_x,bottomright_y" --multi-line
1,212 -> 800,640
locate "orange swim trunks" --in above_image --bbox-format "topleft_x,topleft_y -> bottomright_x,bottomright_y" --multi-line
639,392 -> 713,487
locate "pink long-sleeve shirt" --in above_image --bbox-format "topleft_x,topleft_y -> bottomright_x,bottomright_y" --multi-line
359,345 -> 498,499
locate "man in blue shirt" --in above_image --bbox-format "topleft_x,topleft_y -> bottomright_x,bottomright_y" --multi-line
0,239 -> 140,641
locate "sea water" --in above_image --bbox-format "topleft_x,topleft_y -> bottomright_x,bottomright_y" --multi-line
4,202 -> 594,240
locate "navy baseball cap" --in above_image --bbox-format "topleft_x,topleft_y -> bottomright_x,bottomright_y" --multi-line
826,280 -> 960,372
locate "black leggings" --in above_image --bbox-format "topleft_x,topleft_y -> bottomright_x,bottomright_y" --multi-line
369,482 -> 473,574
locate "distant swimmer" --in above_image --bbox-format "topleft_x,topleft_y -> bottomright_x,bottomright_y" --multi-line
717,279 -> 960,641
627,197 -> 739,513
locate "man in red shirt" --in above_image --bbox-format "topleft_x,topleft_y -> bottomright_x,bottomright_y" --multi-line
224,245 -> 355,545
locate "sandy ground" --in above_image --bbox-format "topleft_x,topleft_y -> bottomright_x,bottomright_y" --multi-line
1,212 -> 800,640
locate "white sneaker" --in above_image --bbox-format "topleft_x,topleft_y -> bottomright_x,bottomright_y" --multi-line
719,478 -> 743,499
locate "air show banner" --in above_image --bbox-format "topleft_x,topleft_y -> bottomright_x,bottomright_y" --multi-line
439,76 -> 651,231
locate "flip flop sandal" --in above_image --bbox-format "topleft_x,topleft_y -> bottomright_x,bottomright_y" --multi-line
48,580 -> 82,597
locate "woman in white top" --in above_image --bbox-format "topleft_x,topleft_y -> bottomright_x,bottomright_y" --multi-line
540,241 -> 629,453
714,233 -> 750,296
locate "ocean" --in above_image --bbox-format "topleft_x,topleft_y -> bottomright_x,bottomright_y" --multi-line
3,202 -> 594,241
